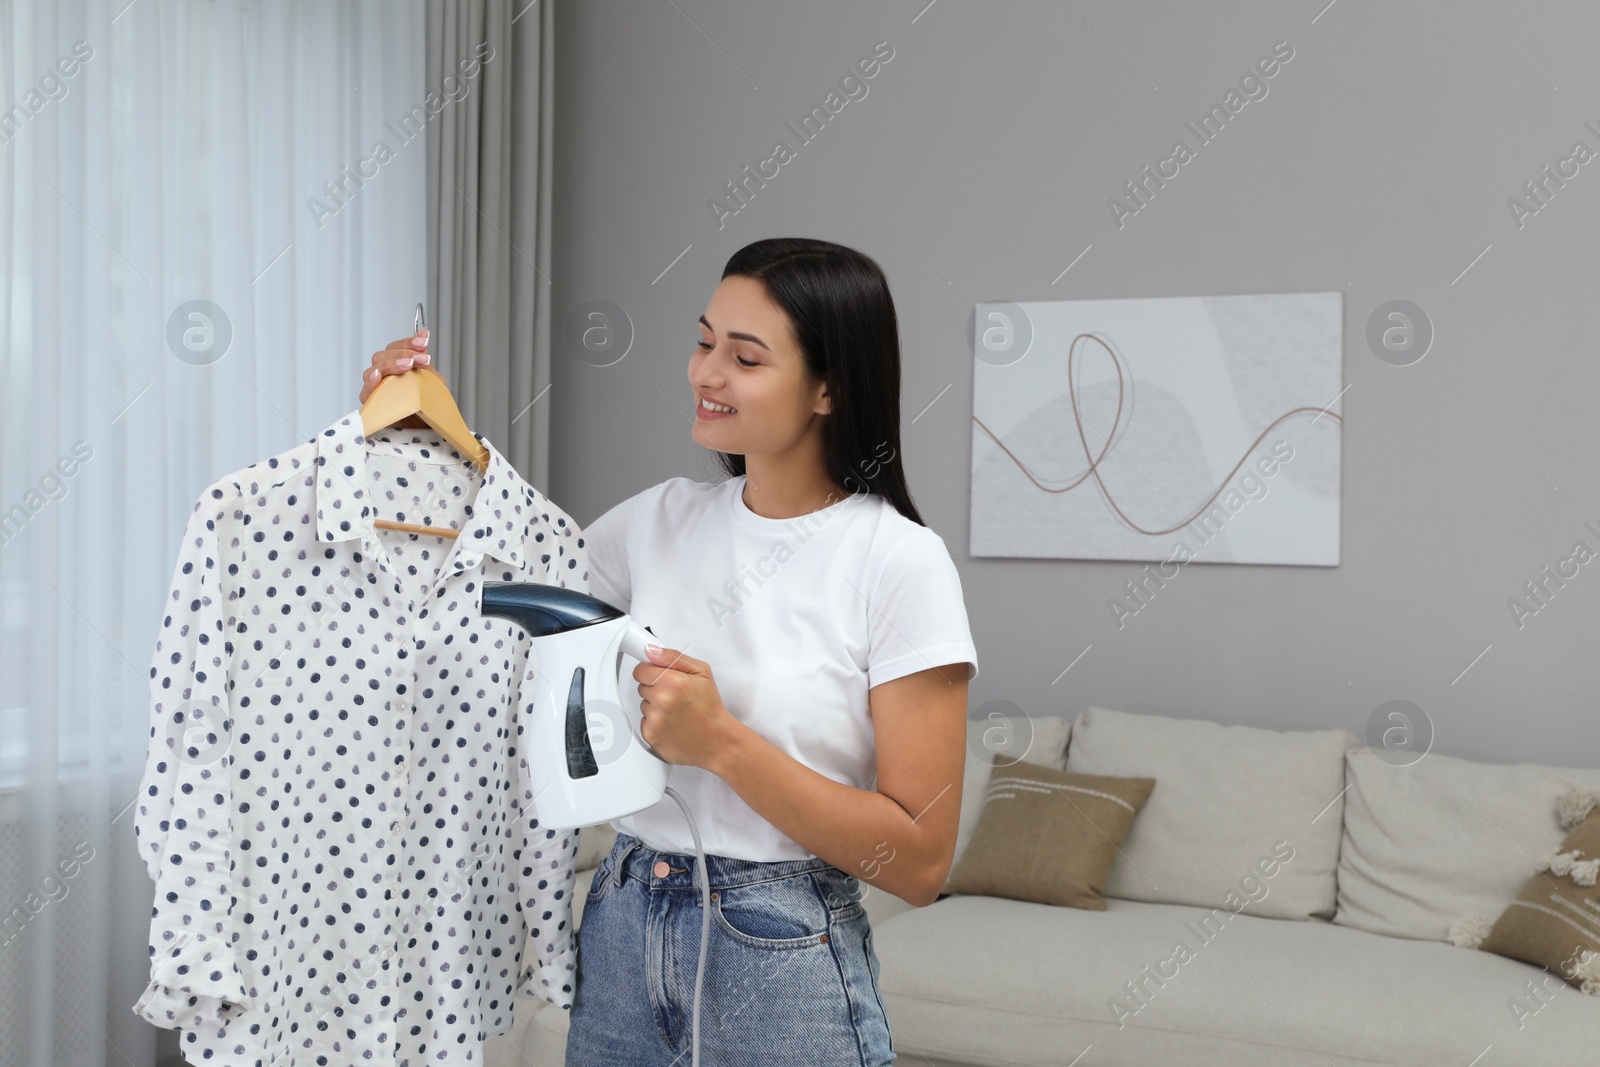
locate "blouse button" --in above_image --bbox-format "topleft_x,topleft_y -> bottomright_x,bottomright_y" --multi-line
652,860 -> 670,878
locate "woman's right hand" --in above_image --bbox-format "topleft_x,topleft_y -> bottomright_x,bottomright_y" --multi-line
359,328 -> 437,429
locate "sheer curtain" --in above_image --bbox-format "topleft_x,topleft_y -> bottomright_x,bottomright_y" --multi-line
0,2 -> 428,1064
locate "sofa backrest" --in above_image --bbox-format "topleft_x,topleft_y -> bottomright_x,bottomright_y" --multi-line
1335,748 -> 1600,941
1064,704 -> 1357,921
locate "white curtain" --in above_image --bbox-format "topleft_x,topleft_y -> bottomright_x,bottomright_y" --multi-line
0,2 -> 428,1064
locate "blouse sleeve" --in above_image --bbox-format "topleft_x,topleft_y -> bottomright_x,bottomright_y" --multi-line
866,527 -> 979,690
131,483 -> 253,1030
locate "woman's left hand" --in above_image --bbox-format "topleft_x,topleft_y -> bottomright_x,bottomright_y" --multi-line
633,644 -> 739,771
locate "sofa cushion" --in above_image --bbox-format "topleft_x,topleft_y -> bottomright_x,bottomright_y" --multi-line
571,864 -> 601,930
872,894 -> 1600,1066
1481,795 -> 1600,995
944,713 -> 1071,893
576,822 -> 618,871
946,761 -> 1155,909
1064,705 -> 1355,920
1335,749 -> 1600,942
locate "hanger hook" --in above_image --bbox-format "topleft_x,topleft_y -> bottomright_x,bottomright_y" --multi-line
414,301 -> 427,334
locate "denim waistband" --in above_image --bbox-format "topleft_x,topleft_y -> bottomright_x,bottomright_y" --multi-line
606,831 -> 844,891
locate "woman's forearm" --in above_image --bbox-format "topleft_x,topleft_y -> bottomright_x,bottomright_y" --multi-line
705,717 -> 947,907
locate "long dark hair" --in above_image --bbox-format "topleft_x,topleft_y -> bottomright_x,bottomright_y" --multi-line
710,237 -> 925,527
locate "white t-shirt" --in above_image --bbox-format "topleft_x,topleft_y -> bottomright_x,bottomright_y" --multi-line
578,473 -> 979,861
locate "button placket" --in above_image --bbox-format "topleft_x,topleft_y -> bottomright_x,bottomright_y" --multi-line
310,537 -> 393,1060
363,432 -> 490,1026
398,562 -> 472,970
363,532 -> 419,1056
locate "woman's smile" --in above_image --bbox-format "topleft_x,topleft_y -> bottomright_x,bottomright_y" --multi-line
697,395 -> 738,419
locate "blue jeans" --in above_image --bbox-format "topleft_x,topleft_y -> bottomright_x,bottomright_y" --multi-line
564,831 -> 896,1066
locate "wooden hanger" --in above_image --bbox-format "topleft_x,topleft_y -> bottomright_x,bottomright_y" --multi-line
359,302 -> 490,539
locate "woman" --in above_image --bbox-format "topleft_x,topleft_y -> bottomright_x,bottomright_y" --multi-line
358,237 -> 978,1066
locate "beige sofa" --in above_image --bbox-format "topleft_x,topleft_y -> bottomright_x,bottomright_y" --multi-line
492,707 -> 1600,1066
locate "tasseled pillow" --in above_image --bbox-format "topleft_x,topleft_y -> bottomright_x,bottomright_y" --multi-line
1558,785 -> 1597,831
1478,784 -> 1600,997
1447,913 -> 1492,949
1566,949 -> 1600,997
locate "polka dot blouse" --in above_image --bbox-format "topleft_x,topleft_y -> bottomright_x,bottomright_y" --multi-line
132,410 -> 588,1065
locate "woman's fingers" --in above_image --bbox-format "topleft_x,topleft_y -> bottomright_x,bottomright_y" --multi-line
359,329 -> 438,403
381,329 -> 429,368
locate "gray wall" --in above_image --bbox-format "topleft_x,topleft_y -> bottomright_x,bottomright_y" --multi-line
546,0 -> 1600,768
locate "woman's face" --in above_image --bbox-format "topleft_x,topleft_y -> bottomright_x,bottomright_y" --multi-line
688,275 -> 830,456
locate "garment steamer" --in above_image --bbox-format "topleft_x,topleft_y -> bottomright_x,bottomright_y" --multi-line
479,581 -> 714,1066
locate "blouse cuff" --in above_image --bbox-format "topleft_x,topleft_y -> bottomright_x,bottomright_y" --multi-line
135,929 -> 251,1030
132,979 -> 246,1031
516,958 -> 575,1011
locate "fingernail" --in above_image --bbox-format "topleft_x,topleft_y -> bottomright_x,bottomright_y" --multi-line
396,356 -> 413,368
646,642 -> 662,658
368,368 -> 379,381
416,351 -> 430,364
